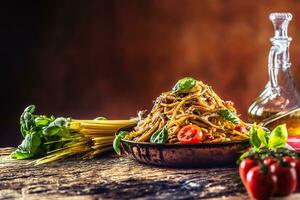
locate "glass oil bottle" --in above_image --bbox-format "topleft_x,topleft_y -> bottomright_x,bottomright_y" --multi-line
248,13 -> 300,149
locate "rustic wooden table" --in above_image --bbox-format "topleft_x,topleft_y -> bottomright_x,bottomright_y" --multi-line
0,147 -> 299,200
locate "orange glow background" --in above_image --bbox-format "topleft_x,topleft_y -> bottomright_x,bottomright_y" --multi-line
3,0 -> 300,146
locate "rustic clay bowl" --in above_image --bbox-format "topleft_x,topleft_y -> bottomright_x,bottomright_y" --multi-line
117,125 -> 250,167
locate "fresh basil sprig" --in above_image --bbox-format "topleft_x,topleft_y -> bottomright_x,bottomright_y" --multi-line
218,109 -> 240,124
249,124 -> 287,150
113,131 -> 129,155
239,124 -> 289,161
172,77 -> 196,93
11,105 -> 72,160
150,127 -> 168,144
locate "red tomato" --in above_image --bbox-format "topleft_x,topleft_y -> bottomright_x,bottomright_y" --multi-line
239,158 -> 258,186
246,166 -> 277,200
234,124 -> 247,133
294,159 -> 300,191
282,156 -> 296,167
263,157 -> 277,168
270,162 -> 297,196
177,125 -> 203,144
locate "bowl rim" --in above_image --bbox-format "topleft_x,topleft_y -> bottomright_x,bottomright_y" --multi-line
121,138 -> 249,148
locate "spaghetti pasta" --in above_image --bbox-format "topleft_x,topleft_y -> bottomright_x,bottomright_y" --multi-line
127,77 -> 249,143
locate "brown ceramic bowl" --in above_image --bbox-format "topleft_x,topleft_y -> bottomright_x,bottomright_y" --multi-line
117,125 -> 250,167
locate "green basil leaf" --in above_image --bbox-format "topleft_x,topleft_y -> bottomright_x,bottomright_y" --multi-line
113,131 -> 129,155
218,109 -> 240,124
150,127 -> 168,144
24,118 -> 35,133
172,77 -> 196,93
24,105 -> 35,114
51,117 -> 69,127
35,117 -> 51,126
249,124 -> 261,150
57,127 -> 70,138
42,117 -> 70,137
43,125 -> 61,136
24,112 -> 32,120
257,127 -> 268,147
20,125 -> 27,137
11,132 -> 41,159
268,124 -> 288,149
94,116 -> 107,120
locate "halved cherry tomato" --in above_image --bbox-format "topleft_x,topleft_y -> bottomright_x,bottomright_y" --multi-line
239,158 -> 258,186
246,166 -> 277,200
270,162 -> 297,196
177,125 -> 203,144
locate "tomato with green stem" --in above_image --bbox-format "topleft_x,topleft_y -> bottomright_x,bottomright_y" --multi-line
239,158 -> 258,186
294,159 -> 300,191
246,165 -> 277,200
270,161 -> 297,196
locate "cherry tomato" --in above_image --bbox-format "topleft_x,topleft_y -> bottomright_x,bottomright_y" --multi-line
239,158 -> 258,187
235,124 -> 247,133
177,125 -> 203,144
282,156 -> 296,167
263,157 -> 277,168
246,166 -> 277,200
294,159 -> 300,191
270,162 -> 297,196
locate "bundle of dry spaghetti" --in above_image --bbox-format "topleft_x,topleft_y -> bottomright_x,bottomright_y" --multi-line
11,105 -> 137,164
35,119 -> 137,164
126,77 -> 249,143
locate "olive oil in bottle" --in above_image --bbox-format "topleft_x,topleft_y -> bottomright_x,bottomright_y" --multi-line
248,13 -> 300,150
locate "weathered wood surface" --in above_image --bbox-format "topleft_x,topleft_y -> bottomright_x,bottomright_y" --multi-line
0,148 -> 299,200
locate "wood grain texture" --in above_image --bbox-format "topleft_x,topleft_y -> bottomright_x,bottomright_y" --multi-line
1,147 -> 300,199
0,147 -> 245,199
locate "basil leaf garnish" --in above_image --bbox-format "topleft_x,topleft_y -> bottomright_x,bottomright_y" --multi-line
113,131 -> 129,155
172,77 -> 196,93
218,109 -> 240,124
150,127 -> 168,144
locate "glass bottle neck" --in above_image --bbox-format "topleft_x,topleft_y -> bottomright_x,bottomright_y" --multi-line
268,13 -> 293,94
269,39 -> 291,69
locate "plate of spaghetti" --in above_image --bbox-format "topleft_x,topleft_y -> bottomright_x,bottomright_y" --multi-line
115,77 -> 250,167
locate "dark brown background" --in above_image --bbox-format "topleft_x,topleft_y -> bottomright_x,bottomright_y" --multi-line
2,0 -> 300,147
